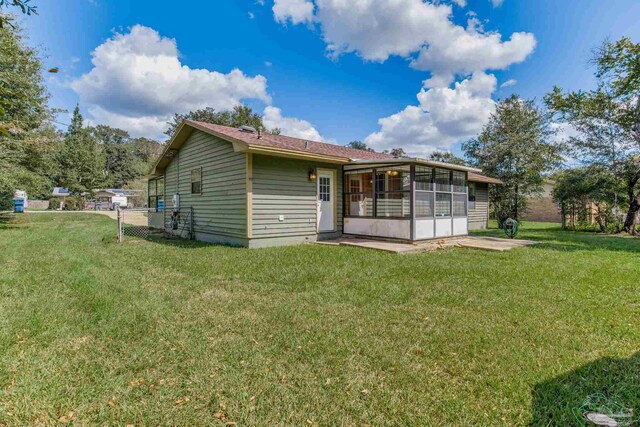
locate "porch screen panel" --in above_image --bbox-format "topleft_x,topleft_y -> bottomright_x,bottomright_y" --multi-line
415,191 -> 434,217
415,166 -> 435,218
436,193 -> 452,217
453,171 -> 467,193
344,170 -> 373,217
374,166 -> 410,218
468,182 -> 477,210
435,169 -> 451,192
453,193 -> 467,217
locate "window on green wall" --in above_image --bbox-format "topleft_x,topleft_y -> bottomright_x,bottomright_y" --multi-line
191,168 -> 202,194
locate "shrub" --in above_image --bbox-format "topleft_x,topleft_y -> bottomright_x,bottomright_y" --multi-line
48,197 -> 61,210
63,196 -> 82,211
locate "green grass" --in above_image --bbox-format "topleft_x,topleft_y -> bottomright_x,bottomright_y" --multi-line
0,213 -> 639,426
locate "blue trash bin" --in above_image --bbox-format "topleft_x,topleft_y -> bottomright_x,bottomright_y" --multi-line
13,198 -> 25,213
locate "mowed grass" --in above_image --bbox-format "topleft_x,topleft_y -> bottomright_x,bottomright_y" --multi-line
0,214 -> 639,426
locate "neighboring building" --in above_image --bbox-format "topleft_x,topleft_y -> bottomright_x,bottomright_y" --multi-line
51,187 -> 71,210
148,121 -> 502,248
94,189 -> 129,210
521,179 -> 562,223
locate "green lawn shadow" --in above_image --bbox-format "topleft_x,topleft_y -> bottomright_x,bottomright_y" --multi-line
530,352 -> 640,426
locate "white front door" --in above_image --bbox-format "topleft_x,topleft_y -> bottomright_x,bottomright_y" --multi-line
317,169 -> 335,232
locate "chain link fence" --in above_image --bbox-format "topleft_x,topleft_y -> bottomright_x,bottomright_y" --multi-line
116,206 -> 194,242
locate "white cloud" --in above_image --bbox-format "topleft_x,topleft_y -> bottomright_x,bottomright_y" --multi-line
248,11 -> 255,19
500,78 -> 517,88
365,73 -> 497,156
275,0 -> 535,87
411,16 -> 536,86
271,0 -> 535,156
70,25 -> 271,138
263,106 -> 324,141
490,0 -> 504,7
273,0 -> 314,24
265,61 -> 273,67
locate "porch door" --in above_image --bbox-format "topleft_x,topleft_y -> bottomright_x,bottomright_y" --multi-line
317,169 -> 335,232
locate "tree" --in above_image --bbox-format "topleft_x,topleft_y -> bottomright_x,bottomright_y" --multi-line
58,106 -> 104,194
545,37 -> 640,234
89,125 -> 137,188
346,140 -> 374,152
387,148 -> 406,157
165,105 -> 265,137
0,1 -> 37,28
553,166 -> 620,232
429,151 -> 467,166
0,15 -> 49,134
86,125 -> 164,189
464,95 -> 563,227
0,15 -> 56,208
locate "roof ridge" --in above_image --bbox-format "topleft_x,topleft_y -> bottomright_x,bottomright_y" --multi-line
189,121 -> 394,159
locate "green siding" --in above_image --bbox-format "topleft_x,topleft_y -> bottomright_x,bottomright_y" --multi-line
468,182 -> 489,230
251,155 -> 342,240
164,130 -> 247,240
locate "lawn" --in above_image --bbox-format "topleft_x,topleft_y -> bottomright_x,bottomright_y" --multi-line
0,214 -> 639,426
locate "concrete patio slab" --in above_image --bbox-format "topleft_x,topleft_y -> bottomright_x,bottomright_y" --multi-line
457,236 -> 540,252
316,236 -> 540,254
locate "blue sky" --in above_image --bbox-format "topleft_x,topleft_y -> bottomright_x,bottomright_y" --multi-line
19,0 -> 640,156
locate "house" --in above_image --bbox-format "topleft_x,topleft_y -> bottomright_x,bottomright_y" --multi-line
148,121 -> 502,248
94,189 -> 129,210
521,179 -> 562,223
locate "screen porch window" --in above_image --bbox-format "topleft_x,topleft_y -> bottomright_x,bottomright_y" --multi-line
374,166 -> 410,218
415,166 -> 435,217
436,193 -> 452,217
344,170 -> 373,217
452,171 -> 467,193
435,168 -> 451,192
191,168 -> 202,194
453,194 -> 467,217
468,182 -> 477,210
148,177 -> 164,211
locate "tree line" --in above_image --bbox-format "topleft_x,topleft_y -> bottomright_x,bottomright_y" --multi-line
0,16 -> 165,209
343,39 -> 640,234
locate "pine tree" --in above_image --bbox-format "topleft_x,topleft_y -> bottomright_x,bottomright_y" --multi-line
58,106 -> 104,193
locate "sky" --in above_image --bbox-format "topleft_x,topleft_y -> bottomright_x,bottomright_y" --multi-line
18,0 -> 640,157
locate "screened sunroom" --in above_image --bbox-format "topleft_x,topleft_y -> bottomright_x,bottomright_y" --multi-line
342,159 -> 481,241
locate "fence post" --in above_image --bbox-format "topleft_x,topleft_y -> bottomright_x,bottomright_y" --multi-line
117,206 -> 123,243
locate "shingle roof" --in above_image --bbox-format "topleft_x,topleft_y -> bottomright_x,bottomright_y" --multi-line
468,172 -> 503,184
152,121 -> 503,186
188,121 -> 394,161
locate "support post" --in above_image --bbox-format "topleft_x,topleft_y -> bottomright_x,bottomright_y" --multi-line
117,206 -> 123,243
